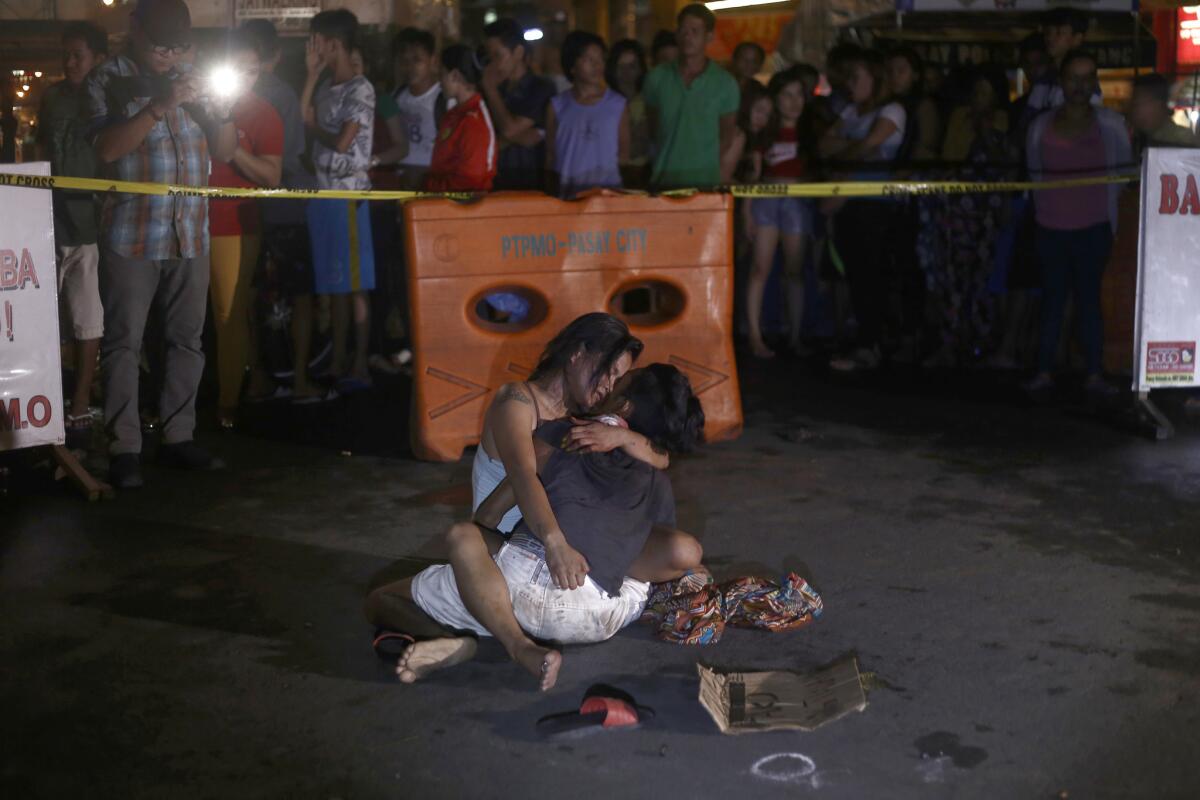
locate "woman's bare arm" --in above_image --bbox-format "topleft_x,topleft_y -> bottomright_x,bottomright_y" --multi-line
488,384 -> 590,589
473,440 -> 556,530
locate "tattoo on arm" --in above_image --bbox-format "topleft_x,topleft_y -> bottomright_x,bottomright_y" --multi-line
496,384 -> 533,407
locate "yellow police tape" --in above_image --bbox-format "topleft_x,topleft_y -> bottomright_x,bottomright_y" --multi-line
0,170 -> 1135,201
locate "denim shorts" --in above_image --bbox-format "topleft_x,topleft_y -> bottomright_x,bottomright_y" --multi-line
751,197 -> 813,236
411,543 -> 649,644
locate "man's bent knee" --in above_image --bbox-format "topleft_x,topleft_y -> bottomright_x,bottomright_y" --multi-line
445,521 -> 484,551
673,533 -> 703,570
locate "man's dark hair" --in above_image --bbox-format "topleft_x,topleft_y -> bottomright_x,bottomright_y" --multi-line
530,313 -> 644,389
311,9 -> 358,52
624,364 -> 705,455
240,18 -> 280,60
733,41 -> 766,64
650,29 -> 676,59
484,17 -> 525,53
62,21 -> 108,57
826,41 -> 864,70
441,43 -> 483,86
224,28 -> 260,58
678,3 -> 716,33
606,39 -> 647,95
1059,47 -> 1098,76
1043,7 -> 1089,36
393,26 -> 435,58
793,62 -> 820,89
561,30 -> 606,79
1133,72 -> 1171,105
1019,32 -> 1047,58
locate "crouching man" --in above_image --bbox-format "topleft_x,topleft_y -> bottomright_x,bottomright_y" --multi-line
365,364 -> 705,690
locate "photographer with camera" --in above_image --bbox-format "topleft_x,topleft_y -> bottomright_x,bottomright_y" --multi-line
86,0 -> 237,489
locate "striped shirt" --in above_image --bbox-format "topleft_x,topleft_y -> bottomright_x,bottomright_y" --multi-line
85,54 -> 210,260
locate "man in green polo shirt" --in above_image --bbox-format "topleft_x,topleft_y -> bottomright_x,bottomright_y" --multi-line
643,3 -> 739,189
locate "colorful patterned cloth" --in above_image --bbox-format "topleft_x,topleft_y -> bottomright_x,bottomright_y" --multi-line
642,571 -> 823,646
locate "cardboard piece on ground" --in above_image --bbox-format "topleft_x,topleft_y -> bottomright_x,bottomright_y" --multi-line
697,654 -> 867,735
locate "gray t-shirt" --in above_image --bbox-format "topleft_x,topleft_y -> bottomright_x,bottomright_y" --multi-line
513,420 -> 676,595
312,74 -> 375,190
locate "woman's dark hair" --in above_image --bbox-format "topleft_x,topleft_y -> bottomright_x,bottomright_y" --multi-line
974,64 -> 1011,113
736,79 -> 772,151
624,364 -> 705,455
606,39 -> 647,96
765,65 -> 812,151
561,30 -> 606,80
886,46 -> 925,99
847,48 -> 888,109
441,43 -> 483,86
531,313 -> 643,388
651,30 -> 677,60
767,64 -> 810,104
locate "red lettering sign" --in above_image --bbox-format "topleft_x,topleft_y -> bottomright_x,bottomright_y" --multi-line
1157,173 -> 1200,215
0,396 -> 54,431
1160,174 -> 1179,213
0,248 -> 41,291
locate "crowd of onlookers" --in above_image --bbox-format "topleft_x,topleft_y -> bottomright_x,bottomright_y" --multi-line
28,0 -> 1200,489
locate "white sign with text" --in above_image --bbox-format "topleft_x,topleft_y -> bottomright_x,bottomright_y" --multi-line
1133,148 -> 1200,392
0,161 -> 65,450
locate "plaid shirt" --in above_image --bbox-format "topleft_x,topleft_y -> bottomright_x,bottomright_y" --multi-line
86,54 -> 210,260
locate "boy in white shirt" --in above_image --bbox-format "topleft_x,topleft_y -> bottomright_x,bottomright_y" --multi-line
391,27 -> 446,190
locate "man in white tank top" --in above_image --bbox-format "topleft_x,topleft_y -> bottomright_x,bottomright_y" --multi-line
392,27 -> 445,189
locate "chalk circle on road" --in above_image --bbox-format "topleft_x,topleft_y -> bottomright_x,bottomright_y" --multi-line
751,752 -> 817,783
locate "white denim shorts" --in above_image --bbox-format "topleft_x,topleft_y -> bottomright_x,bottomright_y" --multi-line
411,543 -> 650,645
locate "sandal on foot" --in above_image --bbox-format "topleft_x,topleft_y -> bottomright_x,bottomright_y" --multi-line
373,629 -> 415,663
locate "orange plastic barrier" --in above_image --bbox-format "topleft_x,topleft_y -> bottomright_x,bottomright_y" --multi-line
403,191 -> 743,462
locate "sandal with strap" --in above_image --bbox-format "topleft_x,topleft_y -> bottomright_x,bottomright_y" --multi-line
373,629 -> 415,663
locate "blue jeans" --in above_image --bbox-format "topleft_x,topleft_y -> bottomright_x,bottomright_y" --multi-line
1035,222 -> 1113,376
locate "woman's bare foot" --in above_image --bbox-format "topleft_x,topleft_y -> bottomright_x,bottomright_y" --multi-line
396,637 -> 478,683
513,642 -> 562,692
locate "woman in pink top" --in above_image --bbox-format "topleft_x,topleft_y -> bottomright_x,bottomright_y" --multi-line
1025,50 -> 1131,395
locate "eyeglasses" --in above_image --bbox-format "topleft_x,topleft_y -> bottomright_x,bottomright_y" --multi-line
151,44 -> 189,57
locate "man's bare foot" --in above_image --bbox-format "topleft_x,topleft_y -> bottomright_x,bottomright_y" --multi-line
396,637 -> 478,683
513,643 -> 562,692
749,340 -> 776,360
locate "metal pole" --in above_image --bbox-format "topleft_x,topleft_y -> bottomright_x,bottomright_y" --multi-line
1133,11 -> 1141,81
